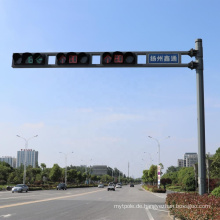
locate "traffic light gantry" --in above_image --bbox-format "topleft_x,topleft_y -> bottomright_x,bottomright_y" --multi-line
12,50 -> 197,68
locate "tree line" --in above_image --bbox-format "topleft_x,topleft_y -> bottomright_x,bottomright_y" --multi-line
0,162 -> 138,185
142,147 -> 220,191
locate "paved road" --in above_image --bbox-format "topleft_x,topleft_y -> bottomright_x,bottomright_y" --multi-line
0,185 -> 171,220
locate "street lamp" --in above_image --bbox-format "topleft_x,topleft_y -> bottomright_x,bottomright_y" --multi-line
148,136 -> 170,165
81,158 -> 92,184
148,135 -> 170,188
144,152 -> 153,169
59,152 -> 73,185
16,135 -> 38,184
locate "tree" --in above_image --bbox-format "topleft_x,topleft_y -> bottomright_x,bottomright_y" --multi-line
49,164 -> 62,182
210,147 -> 220,178
82,172 -> 87,183
0,162 -> 14,183
148,165 -> 157,185
76,171 -> 83,184
91,175 -> 99,182
40,163 -> 46,171
165,166 -> 181,174
178,167 -> 195,191
159,163 -> 164,175
107,167 -> 113,176
68,169 -> 78,183
142,170 -> 150,184
160,178 -> 172,189
162,172 -> 178,185
100,174 -> 112,183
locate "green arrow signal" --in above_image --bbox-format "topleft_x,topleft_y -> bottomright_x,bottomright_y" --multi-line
35,56 -> 43,64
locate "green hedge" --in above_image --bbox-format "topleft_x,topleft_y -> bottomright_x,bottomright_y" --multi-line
166,192 -> 220,220
211,186 -> 220,197
142,185 -> 166,193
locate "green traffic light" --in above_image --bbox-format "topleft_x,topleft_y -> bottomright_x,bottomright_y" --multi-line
26,56 -> 33,64
35,55 -> 43,64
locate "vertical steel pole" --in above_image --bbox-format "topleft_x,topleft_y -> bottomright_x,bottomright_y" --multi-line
23,141 -> 28,184
65,154 -> 67,185
128,162 -> 129,179
158,141 -> 160,188
195,39 -> 206,195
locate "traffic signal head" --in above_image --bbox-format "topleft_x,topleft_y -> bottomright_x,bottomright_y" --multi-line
13,53 -> 46,66
102,52 -> 136,65
56,52 -> 91,65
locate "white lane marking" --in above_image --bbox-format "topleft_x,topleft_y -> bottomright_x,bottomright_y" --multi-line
145,208 -> 154,220
0,195 -> 39,200
0,197 -> 20,200
150,207 -> 169,213
0,214 -> 12,218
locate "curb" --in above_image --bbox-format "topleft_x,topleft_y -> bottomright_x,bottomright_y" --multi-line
168,211 -> 182,220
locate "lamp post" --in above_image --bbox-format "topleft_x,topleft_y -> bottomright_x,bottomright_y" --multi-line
148,136 -> 170,188
144,152 -> 153,169
59,152 -> 73,185
16,135 -> 38,184
148,136 -> 170,166
87,158 -> 92,184
81,158 -> 92,184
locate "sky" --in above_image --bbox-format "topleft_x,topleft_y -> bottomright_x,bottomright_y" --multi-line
0,0 -> 220,178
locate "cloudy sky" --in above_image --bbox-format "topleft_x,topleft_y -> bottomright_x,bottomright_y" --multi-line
1,0 -> 220,178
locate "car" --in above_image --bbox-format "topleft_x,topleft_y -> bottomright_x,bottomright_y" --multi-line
12,184 -> 29,193
130,183 -> 134,187
98,184 -> 104,188
116,183 -> 122,188
107,182 -> 115,191
57,183 -> 67,190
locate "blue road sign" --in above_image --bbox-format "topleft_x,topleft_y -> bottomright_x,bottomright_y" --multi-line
149,53 -> 179,64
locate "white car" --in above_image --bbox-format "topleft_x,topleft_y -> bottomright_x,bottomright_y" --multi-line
12,184 -> 29,193
116,183 -> 122,188
107,182 -> 115,191
98,184 -> 104,188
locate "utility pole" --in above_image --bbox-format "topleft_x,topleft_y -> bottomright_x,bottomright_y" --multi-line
128,162 -> 129,179
59,152 -> 73,185
195,39 -> 206,195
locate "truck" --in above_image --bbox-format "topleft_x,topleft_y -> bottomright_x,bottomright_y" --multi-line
107,182 -> 115,191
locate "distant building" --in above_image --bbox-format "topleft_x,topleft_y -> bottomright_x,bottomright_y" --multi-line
0,156 -> 16,168
91,165 -> 107,176
16,149 -> 38,168
177,152 -> 198,168
177,159 -> 184,167
184,153 -> 198,167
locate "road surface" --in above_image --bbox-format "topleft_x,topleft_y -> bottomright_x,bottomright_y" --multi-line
0,185 -> 171,220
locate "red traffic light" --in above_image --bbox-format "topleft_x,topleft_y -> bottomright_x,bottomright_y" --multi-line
56,52 -> 91,65
102,52 -> 136,65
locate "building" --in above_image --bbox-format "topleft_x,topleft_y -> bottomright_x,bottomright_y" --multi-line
16,149 -> 38,168
177,153 -> 198,168
177,159 -> 184,167
91,165 -> 107,176
0,156 -> 16,168
177,153 -> 198,167
184,153 -> 198,167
